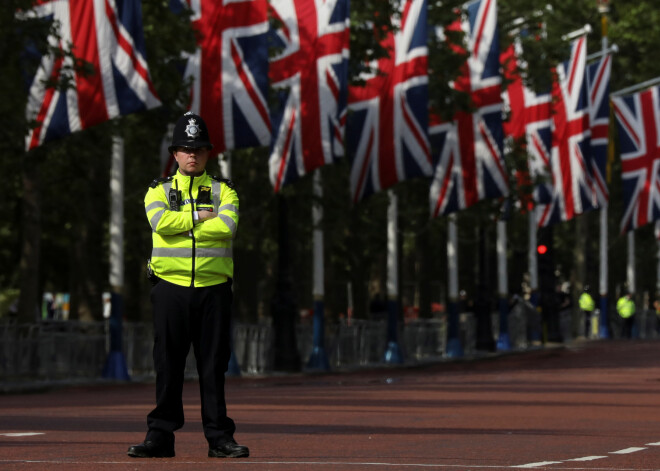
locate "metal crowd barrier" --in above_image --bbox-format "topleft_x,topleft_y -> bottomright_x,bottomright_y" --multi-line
2,307 -> 659,383
0,320 -> 106,381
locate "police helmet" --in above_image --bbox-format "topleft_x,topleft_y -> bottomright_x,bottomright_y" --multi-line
168,111 -> 213,153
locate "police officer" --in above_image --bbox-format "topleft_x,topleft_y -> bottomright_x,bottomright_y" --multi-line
128,112 -> 247,459
579,286 -> 595,338
616,292 -> 636,339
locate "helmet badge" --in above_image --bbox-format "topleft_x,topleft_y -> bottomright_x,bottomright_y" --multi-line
184,118 -> 201,139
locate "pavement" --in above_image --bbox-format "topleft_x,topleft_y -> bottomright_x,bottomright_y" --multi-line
1,339 -> 660,470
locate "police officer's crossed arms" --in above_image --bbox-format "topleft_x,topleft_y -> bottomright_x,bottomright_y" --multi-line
128,112 -> 248,460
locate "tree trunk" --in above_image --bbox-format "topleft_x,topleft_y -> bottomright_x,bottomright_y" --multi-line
69,156 -> 104,321
17,154 -> 41,323
271,194 -> 301,372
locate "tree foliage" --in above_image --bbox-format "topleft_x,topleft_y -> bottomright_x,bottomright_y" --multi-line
1,0 -> 659,323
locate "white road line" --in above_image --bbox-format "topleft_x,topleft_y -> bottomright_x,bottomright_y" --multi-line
610,447 -> 647,454
512,462 -> 562,468
2,439 -> 660,469
565,455 -> 607,461
0,433 -> 45,437
0,461 -> 510,468
511,441 -> 660,469
2,459 -> 660,470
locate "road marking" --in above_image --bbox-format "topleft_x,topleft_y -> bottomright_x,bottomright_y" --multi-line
0,461 -> 540,468
513,440 -> 660,468
0,433 -> 44,437
2,459 -> 660,470
2,439 -> 660,469
512,462 -> 562,468
610,447 -> 647,454
565,455 -> 607,461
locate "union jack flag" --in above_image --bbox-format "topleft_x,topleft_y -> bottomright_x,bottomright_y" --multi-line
501,40 -> 553,206
268,0 -> 349,192
179,0 -> 270,151
586,53 -> 612,205
429,0 -> 508,218
612,85 -> 660,233
346,0 -> 432,203
538,35 -> 595,227
23,0 -> 161,151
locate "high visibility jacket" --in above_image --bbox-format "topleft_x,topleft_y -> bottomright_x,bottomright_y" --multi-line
144,170 -> 239,287
579,292 -> 595,312
616,296 -> 635,319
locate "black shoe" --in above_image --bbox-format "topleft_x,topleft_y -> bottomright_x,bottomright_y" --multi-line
127,440 -> 175,458
208,440 -> 249,458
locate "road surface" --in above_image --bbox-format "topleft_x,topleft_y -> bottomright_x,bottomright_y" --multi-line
1,339 -> 659,470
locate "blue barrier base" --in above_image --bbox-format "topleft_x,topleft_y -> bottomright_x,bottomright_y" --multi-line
101,351 -> 130,381
226,350 -> 241,377
306,346 -> 331,371
497,332 -> 511,351
599,296 -> 610,339
383,341 -> 404,364
446,338 -> 463,358
599,324 -> 610,339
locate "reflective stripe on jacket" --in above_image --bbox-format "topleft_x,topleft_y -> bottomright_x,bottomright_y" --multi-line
144,170 -> 238,287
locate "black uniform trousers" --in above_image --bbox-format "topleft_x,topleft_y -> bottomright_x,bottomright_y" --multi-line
146,279 -> 236,448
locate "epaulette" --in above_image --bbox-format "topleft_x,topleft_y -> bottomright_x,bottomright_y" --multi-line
150,176 -> 174,188
211,175 -> 235,190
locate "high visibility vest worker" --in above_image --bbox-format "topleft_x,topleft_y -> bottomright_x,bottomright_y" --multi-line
579,292 -> 595,312
144,170 -> 239,287
616,296 -> 635,319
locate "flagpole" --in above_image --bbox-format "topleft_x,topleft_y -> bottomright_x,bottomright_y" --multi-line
627,232 -> 636,294
496,220 -> 511,350
446,214 -> 463,358
656,222 -> 660,298
219,151 -> 242,376
528,211 -> 539,303
561,24 -> 591,41
102,136 -> 130,381
611,76 -> 660,97
626,229 -> 636,338
586,44 -> 618,62
528,209 -> 542,343
475,224 -> 495,352
384,190 -> 403,364
307,170 -> 330,370
598,0 -> 611,338
219,150 -> 231,180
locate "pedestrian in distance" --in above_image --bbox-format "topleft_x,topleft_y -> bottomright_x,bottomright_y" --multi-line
579,286 -> 595,338
127,112 -> 248,459
616,292 -> 636,339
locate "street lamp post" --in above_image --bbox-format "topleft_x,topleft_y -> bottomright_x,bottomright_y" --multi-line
597,0 -> 611,339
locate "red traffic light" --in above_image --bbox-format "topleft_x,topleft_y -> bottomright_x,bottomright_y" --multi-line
537,244 -> 548,255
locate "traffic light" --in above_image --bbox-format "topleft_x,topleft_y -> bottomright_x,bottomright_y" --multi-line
536,226 -> 561,342
536,228 -> 554,287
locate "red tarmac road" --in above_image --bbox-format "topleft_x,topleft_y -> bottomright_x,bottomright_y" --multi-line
1,339 -> 660,470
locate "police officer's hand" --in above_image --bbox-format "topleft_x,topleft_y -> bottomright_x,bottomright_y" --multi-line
197,210 -> 215,222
